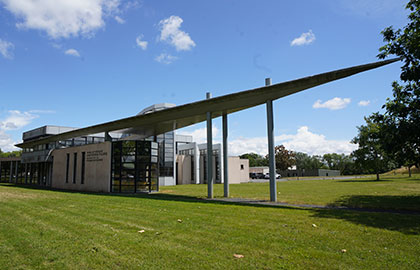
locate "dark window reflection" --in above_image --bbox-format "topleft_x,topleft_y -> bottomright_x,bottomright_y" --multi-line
111,140 -> 159,193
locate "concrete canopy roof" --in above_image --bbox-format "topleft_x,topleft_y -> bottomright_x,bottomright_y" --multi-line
16,58 -> 399,149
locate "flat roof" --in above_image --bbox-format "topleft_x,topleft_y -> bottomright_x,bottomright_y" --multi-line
16,58 -> 399,149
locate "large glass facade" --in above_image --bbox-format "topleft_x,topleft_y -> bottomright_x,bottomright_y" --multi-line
111,140 -> 159,193
200,149 -> 221,184
0,161 -> 12,183
156,132 -> 174,178
0,160 -> 51,186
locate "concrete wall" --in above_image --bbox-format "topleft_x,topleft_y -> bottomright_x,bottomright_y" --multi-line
318,169 -> 340,177
279,169 -> 341,177
159,176 -> 175,187
176,155 -> 192,185
52,142 -> 111,192
228,157 -> 249,184
176,155 -> 249,185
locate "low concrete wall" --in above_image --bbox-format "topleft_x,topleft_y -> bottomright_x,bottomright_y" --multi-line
52,142 -> 111,192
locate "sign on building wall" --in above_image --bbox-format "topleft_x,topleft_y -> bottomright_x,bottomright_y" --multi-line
86,150 -> 108,162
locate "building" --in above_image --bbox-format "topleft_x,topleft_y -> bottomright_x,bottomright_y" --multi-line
250,166 -> 341,178
0,157 -> 22,184
1,59 -> 398,199
278,169 -> 341,178
177,143 -> 249,184
0,105 -> 250,193
249,167 -> 270,175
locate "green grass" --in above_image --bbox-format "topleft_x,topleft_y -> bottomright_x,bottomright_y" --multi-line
0,176 -> 419,269
161,174 -> 420,211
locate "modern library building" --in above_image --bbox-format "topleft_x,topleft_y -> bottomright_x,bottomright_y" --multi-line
0,104 -> 249,193
0,59 -> 398,198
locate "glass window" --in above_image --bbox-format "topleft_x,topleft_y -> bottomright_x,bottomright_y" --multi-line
73,153 -> 77,184
81,152 -> 85,184
66,153 -> 70,183
111,140 -> 158,193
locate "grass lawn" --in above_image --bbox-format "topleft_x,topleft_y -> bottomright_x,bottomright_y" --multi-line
160,174 -> 420,211
0,176 -> 419,269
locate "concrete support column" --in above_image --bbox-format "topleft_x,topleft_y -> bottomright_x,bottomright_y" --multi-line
29,163 -> 32,184
265,78 -> 277,202
14,161 -> 18,183
25,163 -> 28,184
9,161 -> 13,183
206,92 -> 214,198
194,144 -> 200,184
222,113 -> 229,197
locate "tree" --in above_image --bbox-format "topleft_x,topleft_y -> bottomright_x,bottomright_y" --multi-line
295,152 -> 324,170
322,153 -> 360,175
374,0 -> 420,175
0,149 -> 22,158
322,153 -> 343,170
239,153 -> 268,167
352,117 -> 396,180
270,145 -> 295,171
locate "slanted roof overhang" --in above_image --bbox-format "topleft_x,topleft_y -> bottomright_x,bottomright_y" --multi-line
16,58 -> 400,149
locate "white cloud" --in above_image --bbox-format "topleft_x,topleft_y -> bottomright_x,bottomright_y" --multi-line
64,48 -> 80,57
155,53 -> 177,64
135,35 -> 148,50
0,110 -> 52,151
358,100 -> 370,107
180,126 -> 356,157
0,130 -> 17,152
0,110 -> 38,131
0,38 -> 14,59
228,126 -> 357,156
181,127 -> 220,144
1,0 -> 123,39
313,97 -> 351,110
158,15 -> 195,51
114,15 -> 125,24
291,30 -> 316,46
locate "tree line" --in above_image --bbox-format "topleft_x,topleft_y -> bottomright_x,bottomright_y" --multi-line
240,149 -> 364,175
0,149 -> 22,158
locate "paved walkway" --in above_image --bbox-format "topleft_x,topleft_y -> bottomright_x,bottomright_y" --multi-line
206,197 -> 420,215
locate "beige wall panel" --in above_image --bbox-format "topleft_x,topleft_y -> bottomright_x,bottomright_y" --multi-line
228,157 -> 250,184
177,155 -> 192,185
52,142 -> 111,192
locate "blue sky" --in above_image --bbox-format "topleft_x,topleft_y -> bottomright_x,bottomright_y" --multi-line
0,0 -> 408,155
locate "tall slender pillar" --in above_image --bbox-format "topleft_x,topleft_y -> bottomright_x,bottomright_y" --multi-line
14,161 -> 18,183
222,113 -> 229,197
9,161 -> 13,183
25,163 -> 28,184
206,92 -> 214,198
265,78 -> 277,202
0,161 -> 2,182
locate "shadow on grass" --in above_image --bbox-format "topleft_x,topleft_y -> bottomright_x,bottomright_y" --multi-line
327,195 -> 420,212
0,183 -> 301,212
311,208 -> 420,235
337,179 -> 390,183
3,183 -> 420,234
311,194 -> 420,235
